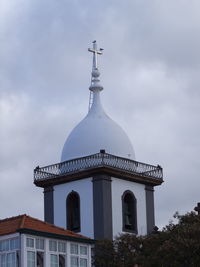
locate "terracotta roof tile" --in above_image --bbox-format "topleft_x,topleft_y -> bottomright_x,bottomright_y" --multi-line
0,215 -> 91,241
0,214 -> 24,236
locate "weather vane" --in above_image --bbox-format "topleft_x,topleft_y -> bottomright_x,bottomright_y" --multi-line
88,40 -> 103,70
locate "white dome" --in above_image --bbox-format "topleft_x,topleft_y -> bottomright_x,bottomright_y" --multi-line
61,41 -> 135,162
61,91 -> 135,162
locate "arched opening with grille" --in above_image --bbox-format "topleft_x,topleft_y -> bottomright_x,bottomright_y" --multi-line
122,190 -> 137,234
66,191 -> 81,232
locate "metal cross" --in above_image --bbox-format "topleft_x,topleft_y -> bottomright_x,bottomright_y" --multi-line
88,40 -> 103,70
194,202 -> 200,215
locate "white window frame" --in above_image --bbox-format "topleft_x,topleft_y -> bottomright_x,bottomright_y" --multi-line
49,239 -> 67,266
27,250 -> 36,267
25,235 -> 45,267
36,238 -> 45,251
70,243 -> 89,267
22,234 -> 91,267
0,236 -> 20,267
49,240 -> 57,252
50,253 -> 59,267
26,237 -> 34,248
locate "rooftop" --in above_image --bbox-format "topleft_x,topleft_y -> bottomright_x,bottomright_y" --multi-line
0,215 -> 93,243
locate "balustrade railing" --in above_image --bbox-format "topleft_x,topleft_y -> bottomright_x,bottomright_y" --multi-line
34,152 -> 163,182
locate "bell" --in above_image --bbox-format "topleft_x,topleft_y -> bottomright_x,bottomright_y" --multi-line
125,215 -> 132,226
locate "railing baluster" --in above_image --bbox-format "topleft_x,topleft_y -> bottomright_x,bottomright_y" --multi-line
34,152 -> 163,182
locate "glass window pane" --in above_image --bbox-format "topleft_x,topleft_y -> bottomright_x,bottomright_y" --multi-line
10,239 -> 15,250
6,240 -> 10,251
10,238 -> 20,250
80,246 -> 87,255
27,251 -> 35,267
70,256 -> 79,267
36,239 -> 44,250
1,254 -> 6,267
1,240 -> 9,251
49,240 -> 57,252
80,258 -> 87,267
7,252 -> 16,267
50,254 -> 58,267
26,238 -> 34,248
58,242 -> 66,253
70,244 -> 78,255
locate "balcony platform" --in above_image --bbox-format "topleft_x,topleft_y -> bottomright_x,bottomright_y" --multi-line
34,152 -> 163,188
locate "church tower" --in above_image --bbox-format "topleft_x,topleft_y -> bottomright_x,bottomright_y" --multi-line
34,41 -> 163,240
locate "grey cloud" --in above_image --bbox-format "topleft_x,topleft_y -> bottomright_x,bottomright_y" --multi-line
0,0 -> 200,227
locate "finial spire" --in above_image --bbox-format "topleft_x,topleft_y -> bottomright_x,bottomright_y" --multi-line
88,40 -> 103,70
88,41 -> 104,92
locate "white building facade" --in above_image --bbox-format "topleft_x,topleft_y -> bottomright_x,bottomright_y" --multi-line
52,176 -> 149,238
0,215 -> 93,267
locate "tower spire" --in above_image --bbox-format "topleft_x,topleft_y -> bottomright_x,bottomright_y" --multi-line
88,41 -> 104,93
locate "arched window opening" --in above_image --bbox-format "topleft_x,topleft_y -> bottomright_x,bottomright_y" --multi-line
67,191 -> 81,232
122,191 -> 137,233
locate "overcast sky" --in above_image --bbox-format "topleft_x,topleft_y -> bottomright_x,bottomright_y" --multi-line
1,0 -> 200,229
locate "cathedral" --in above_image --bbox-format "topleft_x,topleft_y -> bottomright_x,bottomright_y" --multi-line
34,41 -> 163,240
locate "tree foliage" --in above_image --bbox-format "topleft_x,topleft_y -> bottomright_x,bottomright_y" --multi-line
93,212 -> 200,267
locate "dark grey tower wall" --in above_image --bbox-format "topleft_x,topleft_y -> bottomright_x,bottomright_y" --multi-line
145,185 -> 155,234
93,174 -> 113,240
44,186 -> 54,224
